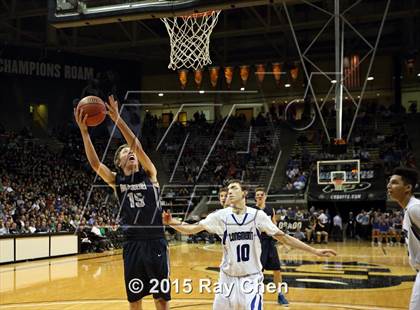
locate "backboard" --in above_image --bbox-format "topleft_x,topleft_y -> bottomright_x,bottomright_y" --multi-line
317,159 -> 360,185
49,0 -> 286,28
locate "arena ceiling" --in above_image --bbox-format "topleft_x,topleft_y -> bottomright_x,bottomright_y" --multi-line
0,0 -> 419,73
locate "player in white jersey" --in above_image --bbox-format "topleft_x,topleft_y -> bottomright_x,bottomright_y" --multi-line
163,180 -> 336,309
387,168 -> 420,310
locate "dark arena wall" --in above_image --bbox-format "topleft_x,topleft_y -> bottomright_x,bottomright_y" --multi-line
0,45 -> 141,130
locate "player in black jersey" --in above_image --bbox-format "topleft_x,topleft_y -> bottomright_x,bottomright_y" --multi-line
219,187 -> 228,207
254,187 -> 289,306
75,95 -> 169,310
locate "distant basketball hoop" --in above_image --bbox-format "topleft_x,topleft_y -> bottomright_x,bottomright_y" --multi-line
161,10 -> 221,70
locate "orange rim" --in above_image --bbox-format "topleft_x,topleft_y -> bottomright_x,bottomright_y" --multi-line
181,10 -> 218,19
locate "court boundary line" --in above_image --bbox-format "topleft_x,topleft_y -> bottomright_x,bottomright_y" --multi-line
0,244 -> 186,274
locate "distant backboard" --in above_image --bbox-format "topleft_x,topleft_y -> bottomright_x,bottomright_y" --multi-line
49,0 -> 287,28
317,159 -> 360,185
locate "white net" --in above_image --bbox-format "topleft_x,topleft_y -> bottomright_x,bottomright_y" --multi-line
161,11 -> 221,70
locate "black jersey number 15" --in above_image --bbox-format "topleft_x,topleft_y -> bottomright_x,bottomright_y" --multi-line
127,192 -> 145,208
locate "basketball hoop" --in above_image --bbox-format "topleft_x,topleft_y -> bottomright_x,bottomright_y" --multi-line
333,179 -> 344,191
161,10 -> 221,70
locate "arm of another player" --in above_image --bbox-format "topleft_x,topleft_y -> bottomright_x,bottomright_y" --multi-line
106,95 -> 158,182
74,108 -> 116,191
256,211 -> 336,257
162,211 -> 206,235
271,207 -> 277,225
273,230 -> 336,257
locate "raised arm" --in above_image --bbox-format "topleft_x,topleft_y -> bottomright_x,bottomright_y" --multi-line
106,95 -> 157,182
74,108 -> 116,190
162,211 -> 206,235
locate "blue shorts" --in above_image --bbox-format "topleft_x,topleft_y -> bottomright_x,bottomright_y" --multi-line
260,238 -> 281,271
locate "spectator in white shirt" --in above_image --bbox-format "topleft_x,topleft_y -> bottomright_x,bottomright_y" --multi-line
28,221 -> 36,234
332,214 -> 343,241
0,219 -> 8,235
318,210 -> 329,225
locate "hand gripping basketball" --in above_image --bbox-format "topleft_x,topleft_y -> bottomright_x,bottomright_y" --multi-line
74,107 -> 88,132
104,95 -> 120,123
76,96 -> 106,127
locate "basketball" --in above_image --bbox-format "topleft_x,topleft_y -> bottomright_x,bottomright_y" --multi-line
76,96 -> 106,127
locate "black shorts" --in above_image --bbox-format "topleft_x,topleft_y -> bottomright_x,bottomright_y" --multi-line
123,238 -> 171,303
260,238 -> 281,271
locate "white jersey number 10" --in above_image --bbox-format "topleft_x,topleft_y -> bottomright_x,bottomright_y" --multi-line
236,244 -> 250,262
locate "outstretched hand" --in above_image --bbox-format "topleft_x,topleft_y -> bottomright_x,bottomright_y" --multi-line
74,107 -> 88,132
162,210 -> 173,225
105,95 -> 120,122
315,249 -> 337,257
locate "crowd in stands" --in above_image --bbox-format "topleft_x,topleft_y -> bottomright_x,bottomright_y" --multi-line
283,101 -> 417,191
159,111 -> 280,186
273,205 -> 404,246
0,101 -> 417,254
0,130 -> 120,252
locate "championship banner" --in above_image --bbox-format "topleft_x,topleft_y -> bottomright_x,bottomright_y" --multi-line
209,66 -> 220,88
194,69 -> 203,89
272,62 -> 282,86
255,64 -> 265,84
308,168 -> 386,201
224,66 -> 234,88
178,69 -> 188,89
290,62 -> 299,81
239,65 -> 250,86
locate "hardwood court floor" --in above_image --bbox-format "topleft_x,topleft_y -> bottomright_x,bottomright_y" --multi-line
0,241 -> 416,309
